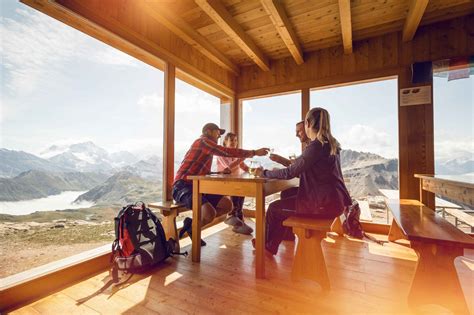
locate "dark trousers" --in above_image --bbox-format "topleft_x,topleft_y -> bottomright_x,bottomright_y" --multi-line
280,186 -> 298,200
265,196 -> 336,255
230,196 -> 244,219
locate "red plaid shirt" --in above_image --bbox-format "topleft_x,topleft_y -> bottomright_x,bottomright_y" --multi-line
174,135 -> 253,183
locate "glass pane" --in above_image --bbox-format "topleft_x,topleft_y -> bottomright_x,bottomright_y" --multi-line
311,79 -> 398,224
242,93 -> 301,210
433,67 -> 473,234
0,3 -> 163,278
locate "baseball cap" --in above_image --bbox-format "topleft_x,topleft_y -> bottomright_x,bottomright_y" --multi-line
202,123 -> 225,135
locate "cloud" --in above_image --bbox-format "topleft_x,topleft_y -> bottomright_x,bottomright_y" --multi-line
138,93 -> 164,112
0,8 -> 137,96
175,90 -> 219,115
339,124 -> 396,158
435,133 -> 474,162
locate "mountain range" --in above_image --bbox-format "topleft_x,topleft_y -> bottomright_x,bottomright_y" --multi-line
74,171 -> 161,205
0,170 -> 108,201
340,150 -> 398,198
0,142 -> 472,203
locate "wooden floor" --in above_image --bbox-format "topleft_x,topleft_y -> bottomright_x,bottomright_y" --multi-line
10,221 -> 474,315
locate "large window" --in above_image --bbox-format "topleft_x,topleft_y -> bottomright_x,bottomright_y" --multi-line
242,93 -> 301,209
174,78 -> 221,172
433,62 -> 473,233
311,79 -> 398,224
1,2 -> 163,278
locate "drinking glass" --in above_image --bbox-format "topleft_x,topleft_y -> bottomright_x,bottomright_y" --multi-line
248,160 -> 261,177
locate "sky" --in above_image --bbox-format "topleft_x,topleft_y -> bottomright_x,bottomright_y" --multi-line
1,0 -> 473,163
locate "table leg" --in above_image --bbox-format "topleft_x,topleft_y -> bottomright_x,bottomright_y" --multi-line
192,180 -> 202,262
408,242 -> 469,314
255,183 -> 265,278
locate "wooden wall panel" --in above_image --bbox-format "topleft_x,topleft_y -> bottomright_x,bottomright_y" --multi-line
398,68 -> 435,208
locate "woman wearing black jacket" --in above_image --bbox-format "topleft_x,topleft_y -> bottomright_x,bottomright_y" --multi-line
255,107 -> 351,255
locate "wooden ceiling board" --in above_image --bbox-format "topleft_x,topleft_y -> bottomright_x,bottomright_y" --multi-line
144,0 -> 473,69
421,2 -> 474,25
221,0 -> 264,16
351,0 -> 409,30
280,0 -> 337,18
425,0 -> 472,12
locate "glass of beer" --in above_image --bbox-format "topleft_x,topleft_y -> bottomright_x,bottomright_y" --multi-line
248,160 -> 261,177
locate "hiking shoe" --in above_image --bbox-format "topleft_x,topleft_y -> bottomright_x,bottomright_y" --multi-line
179,217 -> 206,246
232,220 -> 253,235
224,214 -> 242,226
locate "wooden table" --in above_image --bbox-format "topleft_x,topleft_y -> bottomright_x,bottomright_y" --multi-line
187,174 -> 298,278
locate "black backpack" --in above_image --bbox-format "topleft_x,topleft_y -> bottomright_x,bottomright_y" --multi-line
342,199 -> 385,245
76,202 -> 187,305
342,200 -> 364,239
111,202 -> 186,281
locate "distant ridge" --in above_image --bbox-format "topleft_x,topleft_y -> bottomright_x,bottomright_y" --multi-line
74,171 -> 162,205
340,150 -> 398,198
0,149 -> 72,178
0,170 -> 108,201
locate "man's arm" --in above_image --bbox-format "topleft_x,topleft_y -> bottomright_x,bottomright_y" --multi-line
201,137 -> 268,158
269,153 -> 291,167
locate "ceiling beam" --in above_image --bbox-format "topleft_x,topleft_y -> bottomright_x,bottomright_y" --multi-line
143,1 -> 239,75
260,0 -> 303,65
337,0 -> 352,54
195,0 -> 270,71
402,0 -> 430,42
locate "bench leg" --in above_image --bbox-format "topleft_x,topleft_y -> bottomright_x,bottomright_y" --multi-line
292,228 -> 330,290
408,242 -> 469,314
161,208 -> 179,251
388,219 -> 407,242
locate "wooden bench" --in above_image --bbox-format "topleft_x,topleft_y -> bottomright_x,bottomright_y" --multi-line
149,201 -> 189,249
148,201 -> 229,250
283,216 -> 334,290
386,199 -> 474,314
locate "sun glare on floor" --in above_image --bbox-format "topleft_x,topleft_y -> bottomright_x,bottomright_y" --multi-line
164,271 -> 183,286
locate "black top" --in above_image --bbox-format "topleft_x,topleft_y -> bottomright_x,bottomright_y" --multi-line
264,140 -> 351,216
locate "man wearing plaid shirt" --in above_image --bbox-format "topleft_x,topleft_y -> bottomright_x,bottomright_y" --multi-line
173,122 -> 268,246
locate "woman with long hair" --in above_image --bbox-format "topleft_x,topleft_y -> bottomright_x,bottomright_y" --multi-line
217,132 -> 253,234
254,107 -> 351,255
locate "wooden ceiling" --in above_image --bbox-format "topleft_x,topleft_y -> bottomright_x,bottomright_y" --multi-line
145,0 -> 474,70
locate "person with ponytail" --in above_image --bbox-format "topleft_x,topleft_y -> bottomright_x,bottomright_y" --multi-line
253,107 -> 351,255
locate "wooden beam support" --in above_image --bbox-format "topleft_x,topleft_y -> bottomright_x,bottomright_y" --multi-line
143,1 -> 239,75
260,0 -> 303,65
230,96 -> 242,145
163,62 -> 175,202
402,0 -> 430,42
301,88 -> 310,121
195,0 -> 270,71
337,0 -> 353,54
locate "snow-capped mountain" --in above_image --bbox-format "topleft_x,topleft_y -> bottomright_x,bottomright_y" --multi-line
40,142 -> 138,173
120,155 -> 162,179
0,149 -> 72,178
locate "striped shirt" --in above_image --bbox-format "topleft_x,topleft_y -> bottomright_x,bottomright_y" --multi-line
174,135 -> 253,183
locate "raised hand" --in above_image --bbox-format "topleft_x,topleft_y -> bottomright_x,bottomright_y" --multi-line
254,148 -> 270,156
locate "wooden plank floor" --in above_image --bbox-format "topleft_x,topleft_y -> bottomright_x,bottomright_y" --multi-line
10,221 -> 474,315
